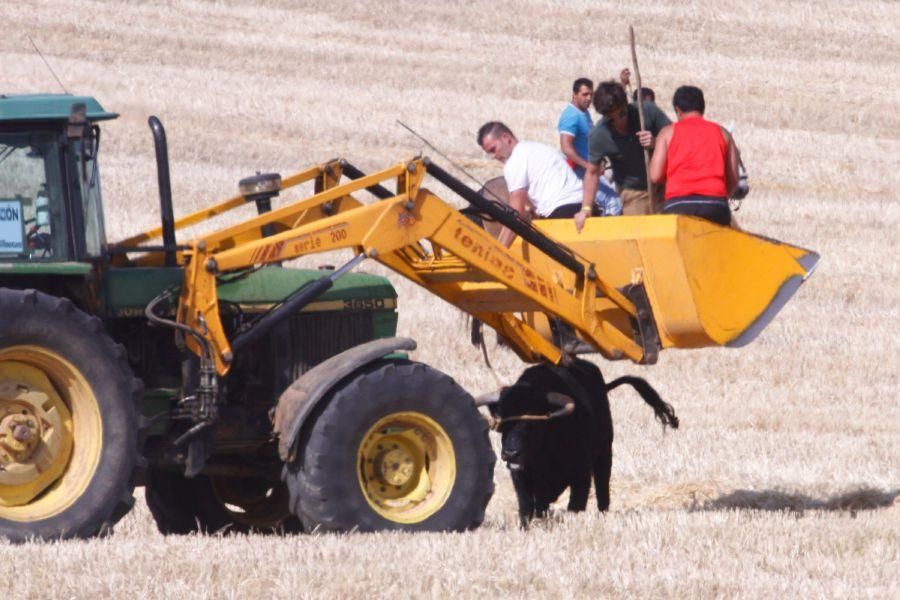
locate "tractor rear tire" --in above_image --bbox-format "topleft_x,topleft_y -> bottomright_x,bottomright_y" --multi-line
284,361 -> 495,532
145,469 -> 302,534
0,289 -> 141,542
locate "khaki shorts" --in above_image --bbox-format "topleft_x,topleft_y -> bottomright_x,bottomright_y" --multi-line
619,186 -> 665,215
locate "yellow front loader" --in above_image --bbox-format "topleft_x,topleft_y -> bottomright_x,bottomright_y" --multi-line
129,156 -> 816,374
125,154 -> 817,533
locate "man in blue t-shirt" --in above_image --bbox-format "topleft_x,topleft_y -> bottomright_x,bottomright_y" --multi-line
558,78 -> 622,216
557,78 -> 594,179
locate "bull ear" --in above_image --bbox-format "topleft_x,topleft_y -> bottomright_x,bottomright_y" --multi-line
545,392 -> 575,419
473,388 -> 503,407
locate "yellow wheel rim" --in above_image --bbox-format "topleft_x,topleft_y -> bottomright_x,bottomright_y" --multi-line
0,346 -> 102,522
357,411 -> 456,524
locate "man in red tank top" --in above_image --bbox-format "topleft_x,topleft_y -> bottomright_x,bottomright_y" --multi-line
648,86 -> 740,226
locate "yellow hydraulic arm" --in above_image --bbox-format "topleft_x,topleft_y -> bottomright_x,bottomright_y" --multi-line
113,161 -> 344,267
127,157 -> 819,377
174,158 -> 647,374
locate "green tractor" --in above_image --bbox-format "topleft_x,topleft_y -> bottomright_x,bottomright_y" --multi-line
0,95 -> 494,541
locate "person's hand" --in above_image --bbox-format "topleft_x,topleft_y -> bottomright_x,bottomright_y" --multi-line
637,130 -> 654,149
620,68 -> 631,87
574,209 -> 589,233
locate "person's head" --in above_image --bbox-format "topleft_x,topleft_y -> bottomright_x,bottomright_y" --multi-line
632,87 -> 656,103
477,121 -> 518,163
593,81 -> 629,126
571,78 -> 593,111
672,85 -> 705,117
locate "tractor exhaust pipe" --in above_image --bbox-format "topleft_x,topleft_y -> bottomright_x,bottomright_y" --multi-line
148,116 -> 177,267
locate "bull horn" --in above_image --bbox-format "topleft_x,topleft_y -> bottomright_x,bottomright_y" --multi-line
474,389 -> 501,406
545,392 -> 575,419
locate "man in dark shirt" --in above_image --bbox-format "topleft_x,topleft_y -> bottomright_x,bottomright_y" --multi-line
575,80 -> 671,231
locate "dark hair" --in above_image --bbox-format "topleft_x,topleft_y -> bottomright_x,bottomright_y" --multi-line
592,81 -> 627,114
631,87 -> 655,103
672,85 -> 705,114
477,121 -> 515,146
572,78 -> 593,94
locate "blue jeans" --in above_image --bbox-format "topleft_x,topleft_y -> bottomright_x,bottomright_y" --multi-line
594,177 -> 622,216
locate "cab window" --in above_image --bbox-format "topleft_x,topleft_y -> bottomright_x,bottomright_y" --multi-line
73,130 -> 106,257
0,132 -> 67,260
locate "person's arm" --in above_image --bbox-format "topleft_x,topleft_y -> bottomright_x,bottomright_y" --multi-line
649,125 -> 672,184
574,162 -> 601,233
720,127 -> 740,195
559,133 -> 590,171
636,130 -> 655,149
497,189 -> 530,247
558,110 -> 590,171
636,102 -> 671,150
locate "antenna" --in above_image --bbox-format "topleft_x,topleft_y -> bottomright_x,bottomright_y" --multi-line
396,120 -> 505,203
27,35 -> 69,94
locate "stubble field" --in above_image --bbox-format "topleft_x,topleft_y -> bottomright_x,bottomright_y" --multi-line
2,0 -> 898,597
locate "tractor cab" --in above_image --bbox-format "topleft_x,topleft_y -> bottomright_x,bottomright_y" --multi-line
0,94 -> 116,263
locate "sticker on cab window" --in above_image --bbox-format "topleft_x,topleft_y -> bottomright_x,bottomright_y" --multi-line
0,200 -> 24,254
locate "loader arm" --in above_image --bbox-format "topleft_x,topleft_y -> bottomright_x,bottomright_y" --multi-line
176,158 -> 647,374
161,157 -> 816,376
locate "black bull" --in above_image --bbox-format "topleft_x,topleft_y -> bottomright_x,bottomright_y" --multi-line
479,358 -> 679,526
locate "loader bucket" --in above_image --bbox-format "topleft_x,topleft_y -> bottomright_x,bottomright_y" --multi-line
524,215 -> 819,351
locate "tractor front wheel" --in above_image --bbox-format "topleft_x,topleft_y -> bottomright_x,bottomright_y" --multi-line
284,361 -> 495,532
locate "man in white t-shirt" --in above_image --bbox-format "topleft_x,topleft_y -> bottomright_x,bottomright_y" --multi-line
477,121 -> 584,247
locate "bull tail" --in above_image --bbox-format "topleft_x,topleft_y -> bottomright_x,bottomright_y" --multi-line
607,376 -> 679,430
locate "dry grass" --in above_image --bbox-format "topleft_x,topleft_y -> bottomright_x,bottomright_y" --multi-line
1,0 -> 899,597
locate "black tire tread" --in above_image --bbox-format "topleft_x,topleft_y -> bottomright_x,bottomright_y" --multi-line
285,361 -> 495,533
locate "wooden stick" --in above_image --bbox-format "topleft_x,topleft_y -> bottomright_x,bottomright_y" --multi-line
629,25 -> 655,210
